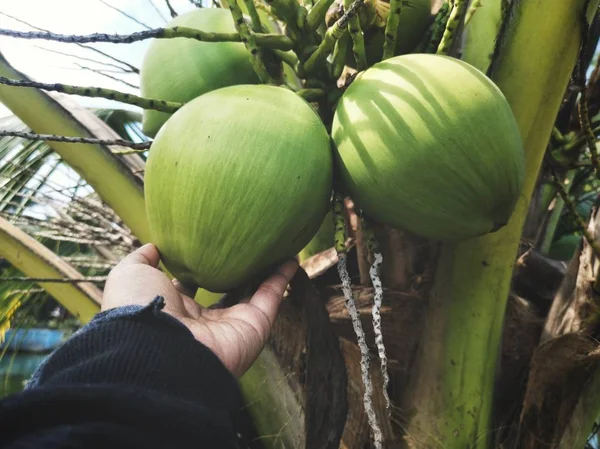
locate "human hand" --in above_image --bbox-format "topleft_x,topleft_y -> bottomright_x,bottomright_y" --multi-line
102,243 -> 299,377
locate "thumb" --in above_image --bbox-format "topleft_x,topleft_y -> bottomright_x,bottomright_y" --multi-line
114,243 -> 161,269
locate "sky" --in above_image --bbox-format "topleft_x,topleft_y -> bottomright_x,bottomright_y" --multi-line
0,0 -> 206,217
0,0 -> 201,115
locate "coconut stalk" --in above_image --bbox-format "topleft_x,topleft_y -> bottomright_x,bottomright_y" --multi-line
401,0 -> 600,447
461,0 -> 503,73
0,217 -> 101,322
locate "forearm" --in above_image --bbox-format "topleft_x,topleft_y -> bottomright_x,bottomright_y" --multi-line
0,297 -> 244,449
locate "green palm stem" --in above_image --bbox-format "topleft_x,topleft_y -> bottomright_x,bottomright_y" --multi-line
0,77 -> 182,113
306,0 -> 337,31
540,170 -> 576,256
551,171 -> 600,262
403,0 -> 600,446
424,1 -> 451,53
344,0 -> 367,70
243,0 -> 263,32
381,0 -> 401,60
0,27 -> 294,51
273,49 -> 300,71
460,0 -> 503,73
295,88 -> 326,101
578,75 -> 600,176
436,0 -> 468,55
229,0 -> 274,83
331,32 -> 351,79
464,0 -> 483,26
304,0 -> 363,73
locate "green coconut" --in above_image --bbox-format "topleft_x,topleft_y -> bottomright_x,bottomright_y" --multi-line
332,54 -> 525,241
145,85 -> 333,292
140,9 -> 260,137
298,211 -> 335,263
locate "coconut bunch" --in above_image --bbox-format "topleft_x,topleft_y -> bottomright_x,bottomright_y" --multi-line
140,4 -> 525,446
142,3 -> 524,292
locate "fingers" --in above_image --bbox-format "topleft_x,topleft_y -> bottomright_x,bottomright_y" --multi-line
172,279 -> 195,298
248,259 -> 299,326
115,243 -> 161,269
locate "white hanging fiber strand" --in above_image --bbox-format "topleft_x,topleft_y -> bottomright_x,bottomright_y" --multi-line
369,252 -> 390,412
337,252 -> 383,449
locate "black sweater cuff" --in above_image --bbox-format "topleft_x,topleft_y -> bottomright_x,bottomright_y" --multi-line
27,296 -> 243,410
0,297 -> 245,449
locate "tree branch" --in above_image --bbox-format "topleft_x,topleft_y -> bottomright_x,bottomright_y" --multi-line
229,0 -> 274,83
0,130 -> 151,150
0,77 -> 182,112
0,27 -> 294,51
303,0 -> 363,73
74,64 -> 140,89
97,0 -> 153,30
165,0 -> 178,17
382,0 -> 401,60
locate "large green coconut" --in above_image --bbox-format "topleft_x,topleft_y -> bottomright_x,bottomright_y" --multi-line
145,85 -> 333,292
332,54 -> 525,241
140,9 -> 260,137
298,211 -> 334,263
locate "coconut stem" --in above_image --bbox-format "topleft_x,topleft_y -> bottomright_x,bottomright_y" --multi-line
344,0 -> 368,70
550,170 -> 600,262
273,48 -> 298,69
243,0 -> 264,32
306,0 -> 337,31
576,20 -> 600,177
436,0 -> 467,55
425,1 -> 451,53
0,27 -> 295,51
333,197 -> 383,449
363,220 -> 390,412
295,88 -> 326,101
304,0 -> 363,73
229,0 -> 275,84
464,0 -> 483,27
0,130 -> 150,150
381,0 -> 401,60
331,32 -> 351,79
0,76 -> 182,112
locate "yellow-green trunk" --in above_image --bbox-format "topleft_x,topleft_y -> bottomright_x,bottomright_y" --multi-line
404,0 -> 600,447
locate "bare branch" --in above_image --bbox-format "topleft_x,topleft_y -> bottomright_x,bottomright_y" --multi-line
165,0 -> 179,17
78,45 -> 140,74
189,0 -> 204,7
35,46 -> 135,73
0,77 -> 182,112
0,11 -> 140,73
0,27 -> 294,51
0,276 -> 107,284
147,0 -> 169,22
97,0 -> 153,30
0,130 -> 151,150
75,64 -> 140,89
0,11 -> 49,32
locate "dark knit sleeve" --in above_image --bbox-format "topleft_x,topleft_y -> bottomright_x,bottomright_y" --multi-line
0,296 -> 245,449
